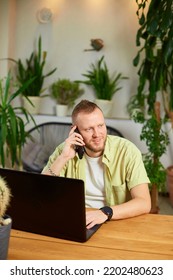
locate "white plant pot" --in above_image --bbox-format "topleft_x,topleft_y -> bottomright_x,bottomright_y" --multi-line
22,96 -> 41,115
95,99 -> 113,118
56,104 -> 68,117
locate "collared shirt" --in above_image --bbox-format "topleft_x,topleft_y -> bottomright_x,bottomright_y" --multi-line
42,135 -> 150,206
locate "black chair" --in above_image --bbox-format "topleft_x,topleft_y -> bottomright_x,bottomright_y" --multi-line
22,122 -> 124,173
106,125 -> 124,138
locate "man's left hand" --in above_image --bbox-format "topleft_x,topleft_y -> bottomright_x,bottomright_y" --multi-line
86,209 -> 108,229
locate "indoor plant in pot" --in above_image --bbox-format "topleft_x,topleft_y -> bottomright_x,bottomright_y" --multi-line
76,56 -> 128,117
127,0 -> 173,212
0,176 -> 12,260
50,78 -> 84,116
7,36 -> 57,114
0,72 -> 36,169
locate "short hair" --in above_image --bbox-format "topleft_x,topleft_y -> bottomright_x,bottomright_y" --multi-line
72,100 -> 102,123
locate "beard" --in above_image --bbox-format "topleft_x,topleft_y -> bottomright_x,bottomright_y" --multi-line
85,138 -> 106,154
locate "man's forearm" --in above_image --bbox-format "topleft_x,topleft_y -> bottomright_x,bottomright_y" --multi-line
42,154 -> 69,176
111,197 -> 151,220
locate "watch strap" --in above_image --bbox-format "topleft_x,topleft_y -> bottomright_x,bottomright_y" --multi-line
99,206 -> 113,221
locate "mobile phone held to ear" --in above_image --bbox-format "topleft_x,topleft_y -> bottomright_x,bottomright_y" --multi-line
74,128 -> 85,159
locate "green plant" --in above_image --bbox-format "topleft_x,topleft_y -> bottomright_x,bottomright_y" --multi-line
77,56 -> 128,100
128,0 -> 173,212
51,78 -> 84,106
7,36 -> 57,97
0,72 -> 36,168
0,176 -> 11,226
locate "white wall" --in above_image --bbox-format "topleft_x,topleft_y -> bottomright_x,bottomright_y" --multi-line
1,0 -> 173,168
0,0 -> 16,75
0,0 -> 139,117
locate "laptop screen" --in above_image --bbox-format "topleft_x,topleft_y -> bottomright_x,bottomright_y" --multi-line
0,168 -> 91,242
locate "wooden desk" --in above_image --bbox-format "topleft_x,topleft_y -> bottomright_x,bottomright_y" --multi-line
8,214 -> 173,260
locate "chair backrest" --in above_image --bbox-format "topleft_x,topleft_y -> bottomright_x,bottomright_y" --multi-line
22,122 -> 124,173
106,125 -> 124,138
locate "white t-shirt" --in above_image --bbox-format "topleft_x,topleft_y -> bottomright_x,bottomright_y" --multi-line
85,154 -> 106,208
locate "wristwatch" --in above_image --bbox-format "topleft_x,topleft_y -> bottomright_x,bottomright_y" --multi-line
99,206 -> 113,221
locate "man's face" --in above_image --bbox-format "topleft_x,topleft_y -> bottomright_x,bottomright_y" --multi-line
75,108 -> 107,157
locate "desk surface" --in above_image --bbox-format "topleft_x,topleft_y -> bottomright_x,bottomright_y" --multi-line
8,214 -> 173,260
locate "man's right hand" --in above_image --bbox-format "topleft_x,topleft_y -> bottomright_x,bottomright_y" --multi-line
61,125 -> 85,160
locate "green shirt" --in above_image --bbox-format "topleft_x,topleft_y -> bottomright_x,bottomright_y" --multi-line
43,135 -> 150,206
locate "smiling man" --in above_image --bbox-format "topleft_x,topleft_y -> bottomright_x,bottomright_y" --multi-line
42,99 -> 151,229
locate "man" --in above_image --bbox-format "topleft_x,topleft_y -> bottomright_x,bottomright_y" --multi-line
42,100 -> 151,229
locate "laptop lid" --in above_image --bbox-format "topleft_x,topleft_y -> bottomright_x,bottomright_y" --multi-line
0,168 -> 101,242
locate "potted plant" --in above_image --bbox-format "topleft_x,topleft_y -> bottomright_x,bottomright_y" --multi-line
0,72 -> 36,168
76,56 -> 128,117
6,36 -> 57,114
50,78 -> 84,116
127,0 -> 173,213
0,176 -> 12,260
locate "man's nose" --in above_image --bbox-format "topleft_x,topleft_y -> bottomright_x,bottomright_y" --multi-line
92,128 -> 99,137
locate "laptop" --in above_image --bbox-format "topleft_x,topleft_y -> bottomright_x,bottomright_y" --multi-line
0,168 -> 101,242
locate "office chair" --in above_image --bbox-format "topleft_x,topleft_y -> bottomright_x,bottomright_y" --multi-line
22,122 -> 124,173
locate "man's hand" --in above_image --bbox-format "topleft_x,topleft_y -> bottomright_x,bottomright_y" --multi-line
42,125 -> 85,176
61,125 -> 85,160
86,209 -> 108,229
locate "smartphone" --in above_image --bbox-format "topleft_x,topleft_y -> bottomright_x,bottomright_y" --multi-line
74,128 -> 85,159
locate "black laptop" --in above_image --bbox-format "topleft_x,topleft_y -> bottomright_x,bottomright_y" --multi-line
0,168 -> 101,242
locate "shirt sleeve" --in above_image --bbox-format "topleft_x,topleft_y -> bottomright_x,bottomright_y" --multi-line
124,141 -> 150,189
41,143 -> 67,176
